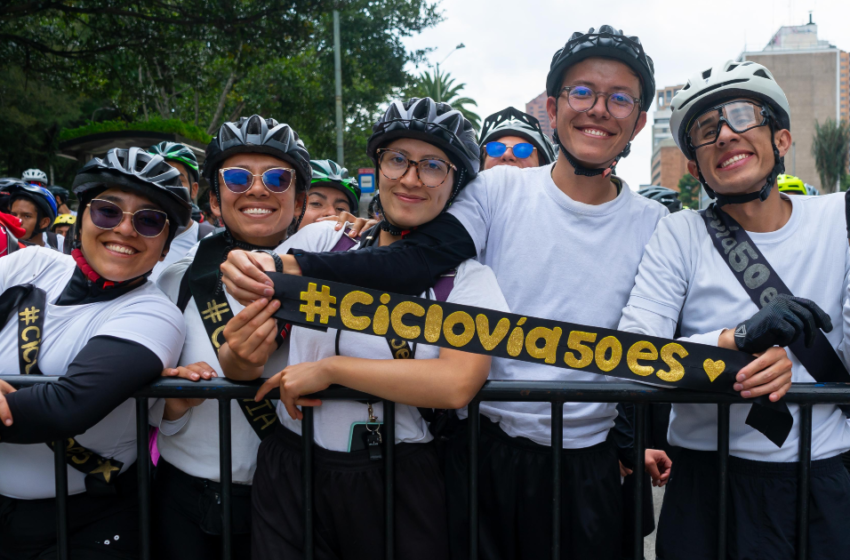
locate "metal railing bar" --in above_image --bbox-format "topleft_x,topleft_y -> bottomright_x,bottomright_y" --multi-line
796,404 -> 812,560
716,403 -> 730,560
135,397 -> 151,560
468,400 -> 480,560
633,403 -> 646,560
551,400 -> 563,560
384,400 -> 396,560
218,399 -> 233,560
53,439 -> 69,560
302,406 -> 315,560
6,378 -> 850,405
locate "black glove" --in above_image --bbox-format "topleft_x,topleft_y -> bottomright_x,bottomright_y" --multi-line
734,294 -> 833,354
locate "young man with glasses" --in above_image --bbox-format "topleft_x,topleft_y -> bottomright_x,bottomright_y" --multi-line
478,107 -> 556,170
219,28 -> 788,558
619,60 -> 850,560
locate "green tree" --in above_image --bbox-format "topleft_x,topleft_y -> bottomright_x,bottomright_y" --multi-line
407,68 -> 480,130
812,118 -> 850,193
677,173 -> 701,209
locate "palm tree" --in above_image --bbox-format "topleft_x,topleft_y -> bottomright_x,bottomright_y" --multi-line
407,68 -> 481,130
811,118 -> 850,193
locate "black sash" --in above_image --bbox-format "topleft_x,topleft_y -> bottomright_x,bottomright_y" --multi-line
701,204 -> 850,443
187,232 -> 280,440
0,284 -> 125,495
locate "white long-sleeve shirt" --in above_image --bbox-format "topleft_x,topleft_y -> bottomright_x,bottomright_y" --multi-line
618,194 -> 850,462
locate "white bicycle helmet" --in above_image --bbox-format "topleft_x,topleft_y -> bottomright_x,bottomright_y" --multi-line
669,60 -> 790,205
22,168 -> 48,185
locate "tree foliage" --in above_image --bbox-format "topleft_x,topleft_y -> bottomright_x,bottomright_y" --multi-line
812,118 -> 850,194
677,172 -> 701,209
406,68 -> 480,130
0,0 -> 442,181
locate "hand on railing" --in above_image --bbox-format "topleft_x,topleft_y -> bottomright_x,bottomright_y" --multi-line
219,298 -> 281,381
161,362 -> 217,421
718,332 -> 793,402
0,378 -> 16,428
255,359 -> 333,421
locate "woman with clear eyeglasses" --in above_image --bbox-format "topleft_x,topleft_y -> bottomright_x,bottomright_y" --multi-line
218,98 -> 509,560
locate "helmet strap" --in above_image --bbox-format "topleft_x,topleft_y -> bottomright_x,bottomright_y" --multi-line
696,123 -> 784,207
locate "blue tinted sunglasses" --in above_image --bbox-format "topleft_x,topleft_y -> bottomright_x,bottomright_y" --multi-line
220,167 -> 295,194
485,141 -> 536,159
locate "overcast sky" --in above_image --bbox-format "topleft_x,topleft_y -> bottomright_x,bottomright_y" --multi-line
402,0 -> 850,188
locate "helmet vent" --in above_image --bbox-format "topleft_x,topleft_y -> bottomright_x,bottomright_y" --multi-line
702,69 -> 712,79
753,69 -> 771,79
726,63 -> 739,72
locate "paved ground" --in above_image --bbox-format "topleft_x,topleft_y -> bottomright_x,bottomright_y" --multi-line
643,486 -> 664,559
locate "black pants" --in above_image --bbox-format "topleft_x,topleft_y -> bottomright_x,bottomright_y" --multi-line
444,419 -> 623,560
657,448 -> 850,560
0,465 -> 139,560
152,460 -> 252,560
251,424 -> 449,560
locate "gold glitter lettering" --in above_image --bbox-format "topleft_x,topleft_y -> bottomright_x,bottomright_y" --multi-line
372,294 -> 390,336
424,304 -> 443,343
340,291 -> 373,331
525,326 -> 563,364
476,315 -> 510,351
391,301 -> 425,339
595,336 -> 622,372
506,317 -> 527,357
443,311 -> 475,347
657,343 -> 688,382
626,341 -> 657,377
564,331 -> 597,368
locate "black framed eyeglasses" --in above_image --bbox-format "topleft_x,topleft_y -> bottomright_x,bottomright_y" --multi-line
376,149 -> 457,188
687,100 -> 771,150
559,85 -> 639,119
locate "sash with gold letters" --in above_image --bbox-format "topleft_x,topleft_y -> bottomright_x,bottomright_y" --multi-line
0,284 -> 125,495
187,232 -> 280,440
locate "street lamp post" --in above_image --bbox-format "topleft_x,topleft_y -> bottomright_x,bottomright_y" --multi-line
435,43 -> 465,103
333,9 -> 344,165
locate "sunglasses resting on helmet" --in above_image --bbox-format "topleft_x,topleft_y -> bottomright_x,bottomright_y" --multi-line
220,167 -> 296,194
88,199 -> 169,238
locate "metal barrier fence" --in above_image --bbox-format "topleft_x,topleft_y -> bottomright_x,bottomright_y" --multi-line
5,376 -> 850,560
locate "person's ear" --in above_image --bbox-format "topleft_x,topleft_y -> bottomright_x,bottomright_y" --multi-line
39,216 -> 51,231
191,182 -> 199,202
546,96 -> 558,134
294,192 -> 305,215
209,191 -> 222,218
774,129 -> 792,159
631,111 -> 648,140
687,160 -> 700,179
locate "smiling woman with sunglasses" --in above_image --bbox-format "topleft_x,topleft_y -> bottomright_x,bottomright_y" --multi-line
218,98 -> 509,560
0,147 -> 191,559
147,115 -> 315,560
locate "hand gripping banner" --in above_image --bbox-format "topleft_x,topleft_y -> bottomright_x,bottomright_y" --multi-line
268,274 -> 792,445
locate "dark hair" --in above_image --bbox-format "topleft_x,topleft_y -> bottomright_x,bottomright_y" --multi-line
10,194 -> 48,233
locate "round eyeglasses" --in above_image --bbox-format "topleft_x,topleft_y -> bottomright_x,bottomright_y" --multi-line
559,85 -> 639,119
376,149 -> 457,188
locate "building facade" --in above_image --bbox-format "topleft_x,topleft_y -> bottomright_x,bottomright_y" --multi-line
650,84 -> 688,190
525,91 -> 554,139
740,20 -> 850,193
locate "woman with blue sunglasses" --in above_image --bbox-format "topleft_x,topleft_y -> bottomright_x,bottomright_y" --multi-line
479,106 -> 557,171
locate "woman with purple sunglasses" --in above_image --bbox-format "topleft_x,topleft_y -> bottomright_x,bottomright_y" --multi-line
0,147 -> 191,558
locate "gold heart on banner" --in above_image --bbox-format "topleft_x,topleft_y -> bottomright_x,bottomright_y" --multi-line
703,359 -> 726,382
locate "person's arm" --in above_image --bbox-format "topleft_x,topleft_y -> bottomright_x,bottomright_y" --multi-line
257,348 -> 491,420
0,336 -> 163,443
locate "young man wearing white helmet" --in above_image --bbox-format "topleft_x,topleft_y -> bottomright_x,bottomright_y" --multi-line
219,28 -> 791,559
619,60 -> 850,559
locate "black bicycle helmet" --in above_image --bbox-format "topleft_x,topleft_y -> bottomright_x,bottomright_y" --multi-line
546,25 -> 655,178
478,107 -> 557,165
72,147 -> 192,245
310,159 -> 361,213
637,186 -> 683,213
367,97 -> 480,235
203,115 -> 311,194
149,141 -> 201,183
48,185 -> 70,205
6,183 -> 59,233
